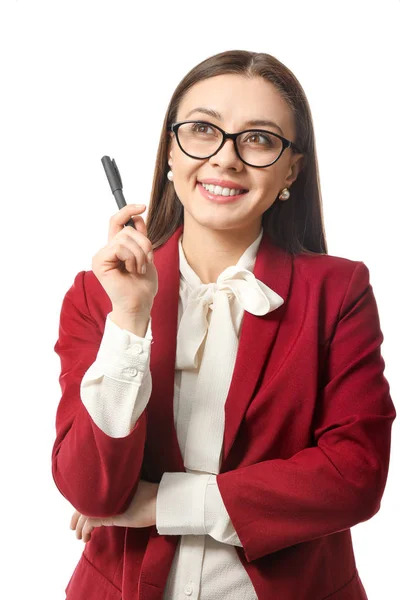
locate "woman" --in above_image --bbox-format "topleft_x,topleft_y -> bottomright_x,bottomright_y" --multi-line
52,50 -> 396,599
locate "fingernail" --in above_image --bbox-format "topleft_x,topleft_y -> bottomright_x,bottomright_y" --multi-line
141,265 -> 147,274
133,204 -> 146,208
147,251 -> 153,263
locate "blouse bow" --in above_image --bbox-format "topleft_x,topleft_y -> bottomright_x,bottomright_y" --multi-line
176,264 -> 284,370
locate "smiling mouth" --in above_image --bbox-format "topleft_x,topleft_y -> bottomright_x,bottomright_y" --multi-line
196,182 -> 249,203
197,181 -> 249,195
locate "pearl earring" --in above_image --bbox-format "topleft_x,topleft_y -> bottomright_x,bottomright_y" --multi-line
279,187 -> 290,200
167,170 -> 174,181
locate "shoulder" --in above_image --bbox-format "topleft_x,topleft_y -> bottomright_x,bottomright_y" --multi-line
293,250 -> 370,289
290,251 -> 373,322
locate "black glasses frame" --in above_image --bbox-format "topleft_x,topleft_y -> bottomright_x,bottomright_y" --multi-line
169,120 -> 303,168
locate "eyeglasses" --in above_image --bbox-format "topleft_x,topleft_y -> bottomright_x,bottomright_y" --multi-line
169,120 -> 303,168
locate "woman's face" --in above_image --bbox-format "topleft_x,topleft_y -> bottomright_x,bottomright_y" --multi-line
168,74 -> 304,233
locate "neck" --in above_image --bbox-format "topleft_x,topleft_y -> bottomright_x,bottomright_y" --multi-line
181,216 -> 262,284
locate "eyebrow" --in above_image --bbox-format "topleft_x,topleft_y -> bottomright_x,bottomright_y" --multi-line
184,107 -> 285,136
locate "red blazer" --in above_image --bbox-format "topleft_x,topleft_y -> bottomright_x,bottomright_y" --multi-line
52,224 -> 396,600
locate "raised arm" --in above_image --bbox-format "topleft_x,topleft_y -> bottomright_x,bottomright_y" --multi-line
52,271 -> 149,517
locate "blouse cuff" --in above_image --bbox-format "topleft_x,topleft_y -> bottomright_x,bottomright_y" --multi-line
205,475 -> 243,547
88,312 -> 152,384
156,472 -> 211,535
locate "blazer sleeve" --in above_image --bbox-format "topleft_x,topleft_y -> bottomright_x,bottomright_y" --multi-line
216,261 -> 396,562
51,271 -> 147,517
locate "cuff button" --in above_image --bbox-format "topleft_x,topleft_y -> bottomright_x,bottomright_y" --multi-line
125,367 -> 138,377
129,343 -> 143,354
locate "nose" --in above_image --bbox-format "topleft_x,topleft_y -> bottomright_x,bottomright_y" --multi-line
208,137 -> 243,170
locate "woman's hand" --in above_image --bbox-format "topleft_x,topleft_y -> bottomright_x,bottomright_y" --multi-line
70,480 -> 159,543
92,203 -> 158,315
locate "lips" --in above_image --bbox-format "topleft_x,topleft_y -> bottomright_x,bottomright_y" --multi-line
197,181 -> 248,203
197,179 -> 248,192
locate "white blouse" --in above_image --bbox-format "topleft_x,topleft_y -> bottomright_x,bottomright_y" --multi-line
80,226 -> 284,599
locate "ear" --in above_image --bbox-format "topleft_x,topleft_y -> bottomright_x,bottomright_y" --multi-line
167,131 -> 174,161
285,153 -> 305,186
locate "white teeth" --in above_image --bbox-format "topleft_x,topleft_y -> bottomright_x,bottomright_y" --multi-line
201,182 -> 245,196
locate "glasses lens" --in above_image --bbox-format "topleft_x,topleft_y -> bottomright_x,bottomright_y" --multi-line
177,122 -> 283,167
237,130 -> 283,166
177,122 -> 223,158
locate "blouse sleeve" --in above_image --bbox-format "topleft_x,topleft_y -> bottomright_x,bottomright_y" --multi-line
80,312 -> 153,437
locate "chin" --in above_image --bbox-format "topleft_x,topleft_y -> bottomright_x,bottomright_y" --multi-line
188,211 -> 247,231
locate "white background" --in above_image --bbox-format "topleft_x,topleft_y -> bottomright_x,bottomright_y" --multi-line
0,1 -> 398,598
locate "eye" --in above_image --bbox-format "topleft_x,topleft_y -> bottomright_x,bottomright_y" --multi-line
191,122 -> 218,136
243,132 -> 274,146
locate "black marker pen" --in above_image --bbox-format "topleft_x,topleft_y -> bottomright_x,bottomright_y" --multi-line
101,156 -> 136,228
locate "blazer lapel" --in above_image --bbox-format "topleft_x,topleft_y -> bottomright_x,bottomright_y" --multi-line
220,231 -> 292,470
143,225 -> 185,477
143,224 -> 292,479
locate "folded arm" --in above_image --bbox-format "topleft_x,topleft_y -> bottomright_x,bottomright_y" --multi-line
155,262 -> 396,559
216,261 -> 396,561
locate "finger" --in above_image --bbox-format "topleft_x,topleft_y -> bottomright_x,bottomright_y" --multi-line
81,516 -> 114,543
126,226 -> 152,273
93,241 -> 136,276
108,204 -> 147,241
70,510 -> 81,530
81,518 -> 97,543
117,223 -> 152,254
106,239 -> 141,276
126,215 -> 147,237
111,230 -> 153,275
75,514 -> 88,540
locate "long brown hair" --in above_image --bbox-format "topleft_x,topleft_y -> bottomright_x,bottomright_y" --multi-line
146,49 -> 327,256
